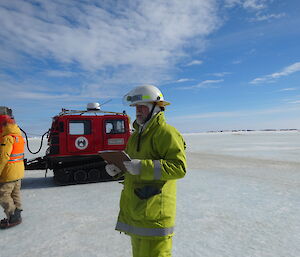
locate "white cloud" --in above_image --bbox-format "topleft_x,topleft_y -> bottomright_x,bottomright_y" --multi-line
171,105 -> 300,120
186,60 -> 203,66
224,1 -> 285,25
271,63 -> 300,78
0,0 -> 220,74
0,79 -> 85,101
250,13 -> 286,22
250,62 -> 300,84
174,78 -> 195,83
0,0 -> 225,102
210,72 -> 231,77
288,100 -> 300,104
279,88 -> 298,92
243,0 -> 267,10
232,60 -> 242,64
225,0 -> 268,10
178,79 -> 223,90
45,70 -> 78,77
180,111 -> 241,119
224,0 -> 241,8
13,91 -> 78,100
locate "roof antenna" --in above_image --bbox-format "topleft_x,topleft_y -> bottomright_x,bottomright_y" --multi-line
100,99 -> 112,107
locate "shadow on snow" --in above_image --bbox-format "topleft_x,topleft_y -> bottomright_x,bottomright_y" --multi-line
21,176 -> 56,189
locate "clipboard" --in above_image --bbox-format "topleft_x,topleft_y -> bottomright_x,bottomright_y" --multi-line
98,150 -> 131,172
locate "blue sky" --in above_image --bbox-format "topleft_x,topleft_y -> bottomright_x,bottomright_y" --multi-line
1,0 -> 300,135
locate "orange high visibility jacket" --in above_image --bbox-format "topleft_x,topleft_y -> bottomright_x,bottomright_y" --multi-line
0,124 -> 25,183
8,134 -> 25,163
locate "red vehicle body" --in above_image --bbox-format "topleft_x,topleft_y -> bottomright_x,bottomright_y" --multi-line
25,105 -> 131,185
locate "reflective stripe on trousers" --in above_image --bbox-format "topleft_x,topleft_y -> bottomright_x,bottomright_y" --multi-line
116,221 -> 174,237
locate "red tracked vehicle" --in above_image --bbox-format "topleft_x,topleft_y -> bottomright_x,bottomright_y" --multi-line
25,103 -> 130,185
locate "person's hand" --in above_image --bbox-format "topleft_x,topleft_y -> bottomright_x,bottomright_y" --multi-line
123,159 -> 141,175
105,164 -> 122,177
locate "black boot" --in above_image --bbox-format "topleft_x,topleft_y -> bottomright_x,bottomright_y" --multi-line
0,209 -> 22,229
9,208 -> 22,223
10,208 -> 22,222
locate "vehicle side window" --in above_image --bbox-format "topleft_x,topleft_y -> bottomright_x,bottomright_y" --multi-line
105,120 -> 125,134
59,122 -> 64,132
69,120 -> 91,135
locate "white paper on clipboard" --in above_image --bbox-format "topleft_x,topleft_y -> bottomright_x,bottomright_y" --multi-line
98,150 -> 131,172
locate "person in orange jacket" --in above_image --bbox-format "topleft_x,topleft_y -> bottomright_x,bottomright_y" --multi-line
0,108 -> 25,229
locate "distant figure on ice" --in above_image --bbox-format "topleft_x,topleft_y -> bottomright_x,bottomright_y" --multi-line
105,85 -> 187,256
0,107 -> 25,229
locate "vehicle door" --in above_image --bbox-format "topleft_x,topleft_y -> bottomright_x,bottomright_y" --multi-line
103,118 -> 127,150
67,119 -> 94,153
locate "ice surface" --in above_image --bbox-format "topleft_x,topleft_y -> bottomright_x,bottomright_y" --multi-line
1,131 -> 299,257
183,130 -> 300,162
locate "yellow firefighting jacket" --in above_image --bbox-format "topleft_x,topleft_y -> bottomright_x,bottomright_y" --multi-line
115,112 -> 187,239
0,123 -> 25,183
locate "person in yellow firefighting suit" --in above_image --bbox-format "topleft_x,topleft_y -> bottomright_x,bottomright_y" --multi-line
0,110 -> 25,229
105,85 -> 187,256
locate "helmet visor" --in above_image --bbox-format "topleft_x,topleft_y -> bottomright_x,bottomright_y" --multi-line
123,93 -> 150,106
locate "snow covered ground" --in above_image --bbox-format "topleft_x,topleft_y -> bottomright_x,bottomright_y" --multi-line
1,131 -> 300,257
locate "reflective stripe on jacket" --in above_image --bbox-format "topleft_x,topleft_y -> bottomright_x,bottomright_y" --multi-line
115,112 -> 187,239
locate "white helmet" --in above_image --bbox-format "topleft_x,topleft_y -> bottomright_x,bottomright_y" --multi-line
123,85 -> 170,107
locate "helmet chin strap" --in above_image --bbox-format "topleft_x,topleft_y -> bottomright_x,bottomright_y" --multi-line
136,103 -> 159,152
144,103 -> 157,124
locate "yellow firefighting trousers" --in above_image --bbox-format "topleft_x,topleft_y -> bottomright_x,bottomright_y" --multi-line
131,235 -> 173,257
